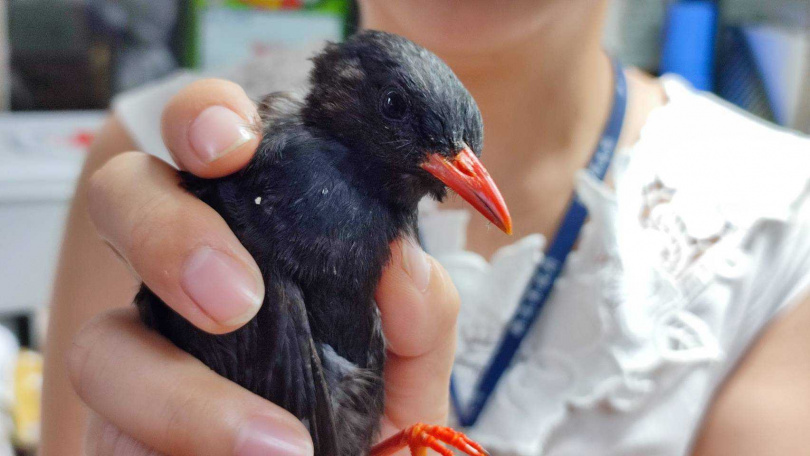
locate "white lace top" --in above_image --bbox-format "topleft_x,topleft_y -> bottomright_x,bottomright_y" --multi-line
115,54 -> 810,455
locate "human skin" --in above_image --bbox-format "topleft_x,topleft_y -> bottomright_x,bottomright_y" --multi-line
42,0 -> 810,455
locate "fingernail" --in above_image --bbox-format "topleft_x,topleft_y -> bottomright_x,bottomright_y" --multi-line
235,416 -> 314,456
188,106 -> 255,163
401,240 -> 431,293
181,247 -> 263,326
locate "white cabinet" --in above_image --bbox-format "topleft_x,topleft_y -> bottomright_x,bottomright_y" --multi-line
0,111 -> 105,314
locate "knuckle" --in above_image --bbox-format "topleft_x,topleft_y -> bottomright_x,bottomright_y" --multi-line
432,258 -> 460,323
91,151 -> 144,188
96,420 -> 123,456
87,152 -> 143,225
66,313 -> 117,403
96,421 -> 156,456
162,388 -> 195,437
125,200 -> 194,265
158,384 -> 223,454
126,191 -> 181,261
125,191 -> 210,282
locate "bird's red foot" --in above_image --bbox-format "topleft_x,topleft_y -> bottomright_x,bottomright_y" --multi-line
370,423 -> 488,456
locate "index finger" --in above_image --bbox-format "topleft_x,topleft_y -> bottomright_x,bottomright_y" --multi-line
161,79 -> 261,178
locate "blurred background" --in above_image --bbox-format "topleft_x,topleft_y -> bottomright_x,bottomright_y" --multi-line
0,0 -> 808,453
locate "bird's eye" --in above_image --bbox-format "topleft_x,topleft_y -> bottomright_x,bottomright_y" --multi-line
380,89 -> 408,121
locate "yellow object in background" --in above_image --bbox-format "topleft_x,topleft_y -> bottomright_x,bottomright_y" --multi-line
13,350 -> 41,449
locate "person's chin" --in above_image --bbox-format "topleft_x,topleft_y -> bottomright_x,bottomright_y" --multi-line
359,0 -> 563,56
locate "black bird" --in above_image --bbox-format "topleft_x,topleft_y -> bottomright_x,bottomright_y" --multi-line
136,30 -> 511,456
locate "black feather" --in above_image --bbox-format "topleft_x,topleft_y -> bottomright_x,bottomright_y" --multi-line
135,30 -> 484,455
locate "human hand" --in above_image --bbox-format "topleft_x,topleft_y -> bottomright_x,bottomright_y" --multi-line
69,79 -> 460,455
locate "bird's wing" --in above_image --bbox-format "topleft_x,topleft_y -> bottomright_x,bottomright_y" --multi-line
264,277 -> 340,456
135,274 -> 340,455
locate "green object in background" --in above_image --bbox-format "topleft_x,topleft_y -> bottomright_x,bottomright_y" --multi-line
221,0 -> 348,14
180,0 -> 352,70
177,0 -> 203,69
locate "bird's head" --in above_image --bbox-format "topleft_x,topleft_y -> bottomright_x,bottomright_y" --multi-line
303,30 -> 512,234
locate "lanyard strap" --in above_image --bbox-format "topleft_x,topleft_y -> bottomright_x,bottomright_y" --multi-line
450,60 -> 628,428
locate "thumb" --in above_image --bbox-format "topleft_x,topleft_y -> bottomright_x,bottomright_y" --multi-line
375,239 -> 460,431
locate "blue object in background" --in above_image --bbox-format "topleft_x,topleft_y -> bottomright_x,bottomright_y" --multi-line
715,27 -> 775,122
661,1 -> 718,91
743,25 -> 809,127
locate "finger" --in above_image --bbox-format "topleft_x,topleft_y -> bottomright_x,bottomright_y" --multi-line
68,309 -> 314,456
161,79 -> 261,178
88,152 -> 264,334
375,239 -> 460,430
86,414 -> 162,456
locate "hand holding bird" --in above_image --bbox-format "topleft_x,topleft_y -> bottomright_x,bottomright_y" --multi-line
73,31 -> 509,456
137,31 -> 506,456
74,81 -> 467,456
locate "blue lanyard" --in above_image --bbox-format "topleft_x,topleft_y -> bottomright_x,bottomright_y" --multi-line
450,60 -> 628,428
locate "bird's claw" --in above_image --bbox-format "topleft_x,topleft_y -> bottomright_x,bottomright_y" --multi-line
370,422 -> 488,456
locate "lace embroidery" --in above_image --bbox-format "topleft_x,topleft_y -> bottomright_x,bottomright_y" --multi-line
639,178 -> 733,277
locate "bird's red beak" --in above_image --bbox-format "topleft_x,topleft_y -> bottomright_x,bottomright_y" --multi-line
421,146 -> 512,235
